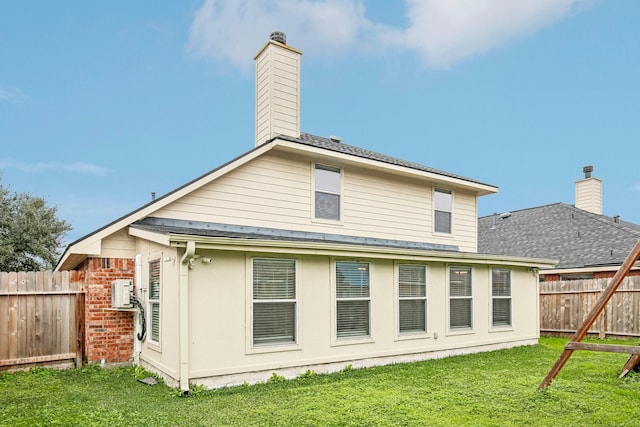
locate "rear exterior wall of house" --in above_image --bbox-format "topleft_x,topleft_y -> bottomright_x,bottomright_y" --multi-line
135,245 -> 540,388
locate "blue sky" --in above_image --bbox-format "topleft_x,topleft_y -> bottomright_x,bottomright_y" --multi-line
1,0 -> 639,243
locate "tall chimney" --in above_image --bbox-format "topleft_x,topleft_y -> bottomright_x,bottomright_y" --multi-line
575,165 -> 602,215
254,31 -> 302,146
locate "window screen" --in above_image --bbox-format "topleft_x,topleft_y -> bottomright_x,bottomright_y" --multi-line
253,258 -> 296,346
398,264 -> 427,334
434,189 -> 452,233
315,165 -> 341,220
148,259 -> 161,343
492,269 -> 512,327
336,261 -> 370,338
449,266 -> 472,329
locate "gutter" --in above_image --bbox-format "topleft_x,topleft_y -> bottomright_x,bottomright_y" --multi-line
179,240 -> 196,394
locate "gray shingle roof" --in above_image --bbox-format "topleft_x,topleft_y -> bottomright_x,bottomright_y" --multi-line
290,133 -> 495,188
131,217 -> 460,252
478,203 -> 640,269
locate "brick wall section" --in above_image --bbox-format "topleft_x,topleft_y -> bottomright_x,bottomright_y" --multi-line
543,270 -> 640,281
594,270 -> 640,279
80,257 -> 136,363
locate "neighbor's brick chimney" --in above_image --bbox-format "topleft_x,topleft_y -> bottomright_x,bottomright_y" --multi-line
575,165 -> 602,215
254,31 -> 302,146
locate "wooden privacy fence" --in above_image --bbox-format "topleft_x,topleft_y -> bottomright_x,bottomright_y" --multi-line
540,276 -> 640,337
0,271 -> 85,370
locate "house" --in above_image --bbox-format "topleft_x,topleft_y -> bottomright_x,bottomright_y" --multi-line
478,166 -> 640,281
56,33 -> 554,391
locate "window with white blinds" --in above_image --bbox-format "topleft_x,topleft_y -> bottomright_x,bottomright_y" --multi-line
434,189 -> 452,233
148,259 -> 161,344
252,258 -> 296,346
449,266 -> 472,330
315,164 -> 341,221
398,264 -> 427,334
492,269 -> 512,327
336,261 -> 370,338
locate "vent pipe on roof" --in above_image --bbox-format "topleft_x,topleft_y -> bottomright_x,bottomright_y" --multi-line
270,31 -> 286,44
614,215 -> 620,223
151,192 -> 156,201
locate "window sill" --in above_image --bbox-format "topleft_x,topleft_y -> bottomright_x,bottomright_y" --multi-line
489,326 -> 514,333
311,217 -> 344,226
145,342 -> 161,353
247,343 -> 301,355
446,328 -> 475,337
396,332 -> 430,342
331,336 -> 374,347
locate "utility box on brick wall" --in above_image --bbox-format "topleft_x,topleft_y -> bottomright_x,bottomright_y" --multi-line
111,279 -> 133,309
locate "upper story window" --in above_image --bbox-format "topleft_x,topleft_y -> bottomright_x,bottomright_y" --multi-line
315,164 -> 341,221
434,189 -> 452,233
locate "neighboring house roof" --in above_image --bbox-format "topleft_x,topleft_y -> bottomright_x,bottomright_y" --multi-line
478,203 -> 640,270
56,133 -> 498,270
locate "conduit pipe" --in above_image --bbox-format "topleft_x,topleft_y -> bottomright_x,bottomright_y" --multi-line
179,241 -> 196,394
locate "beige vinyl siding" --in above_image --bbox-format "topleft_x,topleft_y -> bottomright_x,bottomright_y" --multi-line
154,152 -> 311,228
255,43 -> 300,145
144,248 -> 540,388
451,190 -> 478,252
101,229 -> 136,259
153,151 -> 479,251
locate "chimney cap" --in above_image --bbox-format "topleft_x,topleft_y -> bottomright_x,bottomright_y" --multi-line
583,165 -> 594,178
270,31 -> 286,44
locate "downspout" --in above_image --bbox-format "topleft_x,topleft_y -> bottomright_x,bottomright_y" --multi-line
134,254 -> 142,365
179,241 -> 196,394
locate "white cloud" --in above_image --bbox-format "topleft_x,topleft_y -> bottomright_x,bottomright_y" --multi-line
0,159 -> 109,176
0,85 -> 29,104
379,0 -> 580,68
187,0 -> 583,70
187,0 -> 370,72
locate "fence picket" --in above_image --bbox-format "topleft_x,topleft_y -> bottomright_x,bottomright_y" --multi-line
541,276 -> 640,337
0,271 -> 85,370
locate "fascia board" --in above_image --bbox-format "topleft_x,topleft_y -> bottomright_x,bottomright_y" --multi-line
272,139 -> 498,196
167,234 -> 556,268
542,262 -> 640,275
128,227 -> 171,246
55,142 -> 277,271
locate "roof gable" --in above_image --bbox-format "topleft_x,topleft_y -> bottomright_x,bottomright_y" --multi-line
57,133 -> 496,270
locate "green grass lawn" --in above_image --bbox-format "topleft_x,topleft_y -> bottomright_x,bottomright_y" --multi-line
2,337 -> 640,426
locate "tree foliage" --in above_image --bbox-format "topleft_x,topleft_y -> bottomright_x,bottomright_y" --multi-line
0,180 -> 72,271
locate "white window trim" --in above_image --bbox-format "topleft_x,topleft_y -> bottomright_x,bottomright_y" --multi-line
331,259 -> 374,346
446,265 -> 474,335
490,268 -> 514,331
395,263 -> 429,341
311,162 -> 344,225
147,257 -> 162,349
245,255 -> 301,354
433,188 -> 453,235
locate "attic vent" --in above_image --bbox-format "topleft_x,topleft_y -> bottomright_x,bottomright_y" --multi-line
329,135 -> 342,143
270,31 -> 286,44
